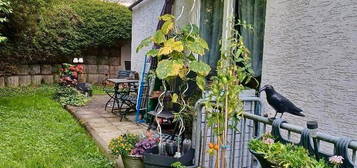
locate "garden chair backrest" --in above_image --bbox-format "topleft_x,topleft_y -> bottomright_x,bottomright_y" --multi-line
117,70 -> 130,79
117,70 -> 135,79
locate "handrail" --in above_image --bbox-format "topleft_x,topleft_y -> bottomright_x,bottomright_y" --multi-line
243,112 -> 357,150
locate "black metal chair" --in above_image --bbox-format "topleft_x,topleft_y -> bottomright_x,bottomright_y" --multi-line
104,70 -> 137,111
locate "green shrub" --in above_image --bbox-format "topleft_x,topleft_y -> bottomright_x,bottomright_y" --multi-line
71,0 -> 132,46
54,86 -> 88,106
0,0 -> 131,68
249,134 -> 332,168
0,0 -> 11,42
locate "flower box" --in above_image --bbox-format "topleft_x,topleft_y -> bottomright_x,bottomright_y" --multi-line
143,146 -> 195,168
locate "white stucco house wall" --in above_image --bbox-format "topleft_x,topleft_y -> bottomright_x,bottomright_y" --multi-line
129,0 -> 357,141
130,0 -> 166,74
261,0 -> 357,139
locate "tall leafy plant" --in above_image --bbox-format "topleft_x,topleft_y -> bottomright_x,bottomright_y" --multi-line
137,14 -> 211,156
204,21 -> 256,167
0,0 -> 11,43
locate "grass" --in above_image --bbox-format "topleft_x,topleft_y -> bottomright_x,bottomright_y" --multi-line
0,85 -> 113,168
91,85 -> 108,95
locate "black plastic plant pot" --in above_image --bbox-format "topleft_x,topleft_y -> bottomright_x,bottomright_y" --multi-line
248,148 -> 276,168
143,146 -> 195,168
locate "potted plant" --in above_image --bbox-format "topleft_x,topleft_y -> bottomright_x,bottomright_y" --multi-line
203,20 -> 257,167
248,133 -> 333,168
109,133 -> 144,168
137,14 -> 210,166
132,129 -> 158,156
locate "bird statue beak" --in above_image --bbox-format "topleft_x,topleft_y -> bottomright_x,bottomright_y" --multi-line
259,86 -> 267,93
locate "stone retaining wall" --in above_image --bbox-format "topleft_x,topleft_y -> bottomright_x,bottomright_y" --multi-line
0,41 -> 131,88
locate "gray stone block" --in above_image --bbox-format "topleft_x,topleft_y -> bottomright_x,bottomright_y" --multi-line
17,65 -> 30,75
53,74 -> 60,83
98,74 -> 106,84
100,48 -> 111,57
19,75 -> 31,87
110,66 -> 121,75
86,56 -> 97,65
41,65 -> 52,75
31,75 -> 42,86
42,75 -> 54,84
110,48 -> 121,57
0,77 -> 4,88
86,65 -> 98,74
52,64 -> 61,73
109,57 -> 121,66
98,65 -> 110,74
79,74 -> 87,83
30,65 -> 41,75
86,47 -> 98,57
87,74 -> 99,84
109,74 -> 117,78
98,56 -> 109,65
5,76 -> 19,87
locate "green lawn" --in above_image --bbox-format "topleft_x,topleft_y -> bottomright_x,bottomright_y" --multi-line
0,86 -> 113,168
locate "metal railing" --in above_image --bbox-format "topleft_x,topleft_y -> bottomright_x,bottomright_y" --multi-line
193,92 -> 357,168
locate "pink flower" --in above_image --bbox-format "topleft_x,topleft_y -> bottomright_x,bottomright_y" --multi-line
263,138 -> 274,145
329,155 -> 344,165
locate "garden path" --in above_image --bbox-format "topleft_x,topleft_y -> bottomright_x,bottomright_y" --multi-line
66,95 -> 147,167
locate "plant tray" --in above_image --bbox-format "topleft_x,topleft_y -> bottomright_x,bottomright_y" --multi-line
143,146 -> 195,168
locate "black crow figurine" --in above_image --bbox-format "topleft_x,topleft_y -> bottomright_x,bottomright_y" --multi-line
259,85 -> 305,118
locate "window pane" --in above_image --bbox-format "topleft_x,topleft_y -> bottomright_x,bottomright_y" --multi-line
236,0 -> 266,77
199,0 -> 224,72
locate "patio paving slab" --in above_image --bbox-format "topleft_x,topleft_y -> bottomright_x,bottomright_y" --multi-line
65,95 -> 147,168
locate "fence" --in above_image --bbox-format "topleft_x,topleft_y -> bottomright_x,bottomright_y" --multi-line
193,91 -> 357,168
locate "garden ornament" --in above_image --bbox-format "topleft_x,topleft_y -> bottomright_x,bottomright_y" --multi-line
259,85 -> 305,118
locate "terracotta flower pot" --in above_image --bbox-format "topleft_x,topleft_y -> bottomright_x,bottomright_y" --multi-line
121,155 -> 144,168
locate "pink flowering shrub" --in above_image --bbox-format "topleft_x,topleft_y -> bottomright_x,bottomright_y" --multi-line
59,63 -> 84,86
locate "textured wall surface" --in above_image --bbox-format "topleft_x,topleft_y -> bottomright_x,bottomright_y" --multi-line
131,0 -> 165,75
0,41 -> 130,87
121,42 -> 131,69
261,0 -> 357,140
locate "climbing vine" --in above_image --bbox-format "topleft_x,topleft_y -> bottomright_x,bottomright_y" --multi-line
204,21 -> 256,167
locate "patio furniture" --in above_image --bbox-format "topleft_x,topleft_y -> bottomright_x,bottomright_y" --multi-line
117,70 -> 137,79
106,79 -> 139,121
104,70 -> 138,111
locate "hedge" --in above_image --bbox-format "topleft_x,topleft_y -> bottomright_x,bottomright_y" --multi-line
0,0 -> 131,70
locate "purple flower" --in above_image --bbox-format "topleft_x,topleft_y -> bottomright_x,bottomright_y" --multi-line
131,138 -> 158,156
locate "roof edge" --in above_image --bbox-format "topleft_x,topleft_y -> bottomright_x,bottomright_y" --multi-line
128,0 -> 145,10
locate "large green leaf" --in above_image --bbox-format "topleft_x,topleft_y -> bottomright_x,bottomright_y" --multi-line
196,75 -> 206,91
146,49 -> 158,57
182,24 -> 199,36
189,61 -> 211,76
136,37 -> 152,53
186,41 -> 203,55
197,37 -> 209,50
158,38 -> 184,56
152,30 -> 166,44
161,21 -> 174,35
156,60 -> 184,79
160,14 -> 175,21
171,93 -> 178,103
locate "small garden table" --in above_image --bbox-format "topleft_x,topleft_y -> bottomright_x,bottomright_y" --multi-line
107,79 -> 139,120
